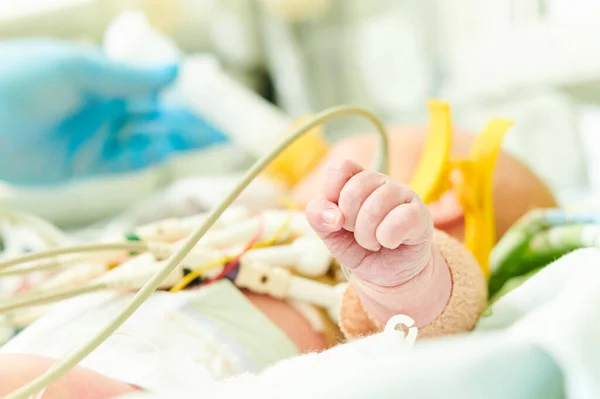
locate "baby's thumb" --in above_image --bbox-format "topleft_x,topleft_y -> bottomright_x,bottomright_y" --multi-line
305,198 -> 345,239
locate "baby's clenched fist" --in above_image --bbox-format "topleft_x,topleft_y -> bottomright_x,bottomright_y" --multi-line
305,159 -> 434,287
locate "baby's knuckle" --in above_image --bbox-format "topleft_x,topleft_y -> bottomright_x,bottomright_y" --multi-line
406,203 -> 422,220
339,187 -> 359,206
327,158 -> 355,173
381,179 -> 399,192
380,181 -> 405,203
360,202 -> 380,220
353,170 -> 380,184
396,183 -> 417,198
372,171 -> 390,183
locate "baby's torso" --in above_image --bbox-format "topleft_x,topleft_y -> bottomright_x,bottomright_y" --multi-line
1,281 -> 324,392
244,291 -> 328,352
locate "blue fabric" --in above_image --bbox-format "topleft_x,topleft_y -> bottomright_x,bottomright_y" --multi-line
0,39 -> 228,186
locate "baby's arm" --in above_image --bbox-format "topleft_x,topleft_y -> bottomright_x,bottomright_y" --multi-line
0,354 -> 138,399
305,160 -> 487,339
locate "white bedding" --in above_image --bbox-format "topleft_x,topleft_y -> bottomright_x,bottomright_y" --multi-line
118,247 -> 599,399
2,172 -> 597,398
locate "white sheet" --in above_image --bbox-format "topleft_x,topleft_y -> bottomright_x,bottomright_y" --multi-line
119,247 -> 599,398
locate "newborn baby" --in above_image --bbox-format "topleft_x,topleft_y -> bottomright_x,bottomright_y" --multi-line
293,127 -> 557,241
0,159 -> 485,398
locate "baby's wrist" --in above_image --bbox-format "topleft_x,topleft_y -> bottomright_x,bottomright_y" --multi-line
346,240 -> 434,288
350,244 -> 452,328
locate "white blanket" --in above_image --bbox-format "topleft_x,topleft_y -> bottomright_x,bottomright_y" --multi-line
120,247 -> 600,398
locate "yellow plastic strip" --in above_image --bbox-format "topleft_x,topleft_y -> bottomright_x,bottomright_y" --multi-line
461,119 -> 513,277
409,100 -> 453,204
264,117 -> 330,188
408,99 -> 512,277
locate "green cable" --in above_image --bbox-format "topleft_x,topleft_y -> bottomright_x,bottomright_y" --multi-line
3,105 -> 390,399
0,242 -> 148,271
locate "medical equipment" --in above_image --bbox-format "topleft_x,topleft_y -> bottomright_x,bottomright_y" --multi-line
195,212 -> 293,249
185,209 -> 315,251
132,206 -> 251,242
0,231 -> 340,323
0,209 -> 71,249
105,11 -> 329,189
409,101 -> 512,276
242,236 -> 331,277
0,101 -> 509,399
235,259 -> 343,315
0,306 -> 47,329
29,262 -> 106,291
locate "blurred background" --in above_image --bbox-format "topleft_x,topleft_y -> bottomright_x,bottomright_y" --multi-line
0,0 -> 597,203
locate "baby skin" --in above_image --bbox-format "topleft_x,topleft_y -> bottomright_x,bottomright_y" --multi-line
0,160 -> 482,398
305,159 -> 453,328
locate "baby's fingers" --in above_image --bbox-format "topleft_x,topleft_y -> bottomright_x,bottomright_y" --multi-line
305,198 -> 345,238
322,159 -> 364,204
376,201 -> 432,249
353,181 -> 409,251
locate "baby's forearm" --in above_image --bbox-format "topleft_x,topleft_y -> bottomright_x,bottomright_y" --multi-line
350,244 -> 452,328
0,354 -> 138,399
304,159 -> 487,339
340,230 -> 488,340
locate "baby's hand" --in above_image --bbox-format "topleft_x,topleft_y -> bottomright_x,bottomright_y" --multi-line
305,160 -> 434,287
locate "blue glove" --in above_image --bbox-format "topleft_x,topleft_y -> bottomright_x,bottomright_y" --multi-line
0,39 -> 228,186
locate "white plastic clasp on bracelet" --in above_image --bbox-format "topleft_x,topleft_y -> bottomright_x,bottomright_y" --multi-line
384,314 -> 418,347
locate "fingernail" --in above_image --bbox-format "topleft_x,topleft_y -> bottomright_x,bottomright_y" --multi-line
322,208 -> 341,226
368,244 -> 381,252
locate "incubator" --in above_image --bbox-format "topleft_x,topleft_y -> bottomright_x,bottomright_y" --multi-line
0,10 -> 517,398
0,90 -> 512,398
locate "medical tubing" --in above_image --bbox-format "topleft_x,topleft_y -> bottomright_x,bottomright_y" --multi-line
1,209 -> 71,246
0,257 -> 84,277
0,284 -> 105,314
2,105 -> 390,399
0,242 -> 147,271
